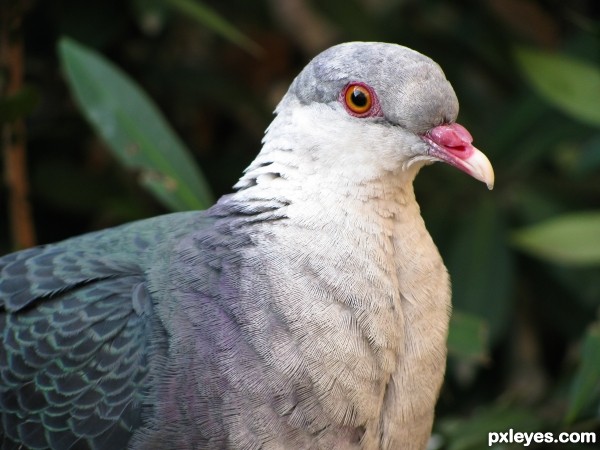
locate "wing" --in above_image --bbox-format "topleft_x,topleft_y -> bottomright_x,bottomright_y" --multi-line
0,212 -> 200,450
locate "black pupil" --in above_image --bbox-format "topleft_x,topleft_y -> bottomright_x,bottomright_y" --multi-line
351,88 -> 368,107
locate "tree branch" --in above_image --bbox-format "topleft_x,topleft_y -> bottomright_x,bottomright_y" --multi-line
1,0 -> 36,250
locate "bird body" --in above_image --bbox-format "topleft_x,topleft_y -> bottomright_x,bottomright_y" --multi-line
0,42 -> 493,449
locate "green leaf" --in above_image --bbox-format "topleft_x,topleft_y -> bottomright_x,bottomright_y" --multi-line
448,311 -> 489,363
58,37 -> 214,212
566,322 -> 600,423
512,212 -> 600,266
575,134 -> 600,176
514,47 -> 600,128
165,0 -> 262,56
448,197 -> 514,343
438,405 -> 543,450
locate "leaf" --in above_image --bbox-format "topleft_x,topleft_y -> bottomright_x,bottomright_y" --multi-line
575,133 -> 600,176
58,37 -> 214,212
514,47 -> 600,128
448,311 -> 489,363
165,0 -> 262,56
512,212 -> 600,266
438,405 -> 543,450
566,322 -> 600,424
447,197 -> 514,343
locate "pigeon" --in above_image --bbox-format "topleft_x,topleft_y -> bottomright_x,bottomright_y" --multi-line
0,42 -> 494,450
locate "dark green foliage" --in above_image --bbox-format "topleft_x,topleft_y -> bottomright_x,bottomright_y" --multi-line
59,37 -> 214,212
2,1 -> 600,448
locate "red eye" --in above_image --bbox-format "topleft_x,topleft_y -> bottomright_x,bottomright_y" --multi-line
341,82 -> 381,118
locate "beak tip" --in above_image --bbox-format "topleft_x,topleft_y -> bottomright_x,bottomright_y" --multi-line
466,148 -> 495,191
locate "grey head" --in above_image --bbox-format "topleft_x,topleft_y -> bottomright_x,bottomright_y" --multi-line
288,41 -> 458,134
241,42 -> 493,191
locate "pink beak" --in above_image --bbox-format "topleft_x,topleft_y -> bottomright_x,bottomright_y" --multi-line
422,123 -> 495,190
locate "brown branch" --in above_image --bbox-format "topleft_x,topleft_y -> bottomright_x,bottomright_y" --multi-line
1,0 -> 36,250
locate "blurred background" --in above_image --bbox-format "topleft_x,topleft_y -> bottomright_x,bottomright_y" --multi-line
1,0 -> 600,448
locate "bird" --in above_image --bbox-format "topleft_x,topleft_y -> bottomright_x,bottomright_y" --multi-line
0,42 -> 494,450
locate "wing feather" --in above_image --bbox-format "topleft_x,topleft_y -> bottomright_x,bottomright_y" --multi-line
0,212 -> 203,449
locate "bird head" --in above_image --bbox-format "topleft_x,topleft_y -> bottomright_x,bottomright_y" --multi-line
239,42 -> 494,192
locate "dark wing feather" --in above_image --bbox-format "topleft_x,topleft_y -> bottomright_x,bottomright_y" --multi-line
0,212 -> 201,450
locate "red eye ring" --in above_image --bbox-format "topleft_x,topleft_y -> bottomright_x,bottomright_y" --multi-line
341,82 -> 381,118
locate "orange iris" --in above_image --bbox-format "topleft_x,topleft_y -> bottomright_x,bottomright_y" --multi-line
344,84 -> 372,114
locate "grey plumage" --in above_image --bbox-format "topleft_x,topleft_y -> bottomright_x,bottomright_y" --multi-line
0,42 -> 493,449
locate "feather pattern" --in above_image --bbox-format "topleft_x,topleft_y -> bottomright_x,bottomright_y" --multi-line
0,42 -> 492,449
